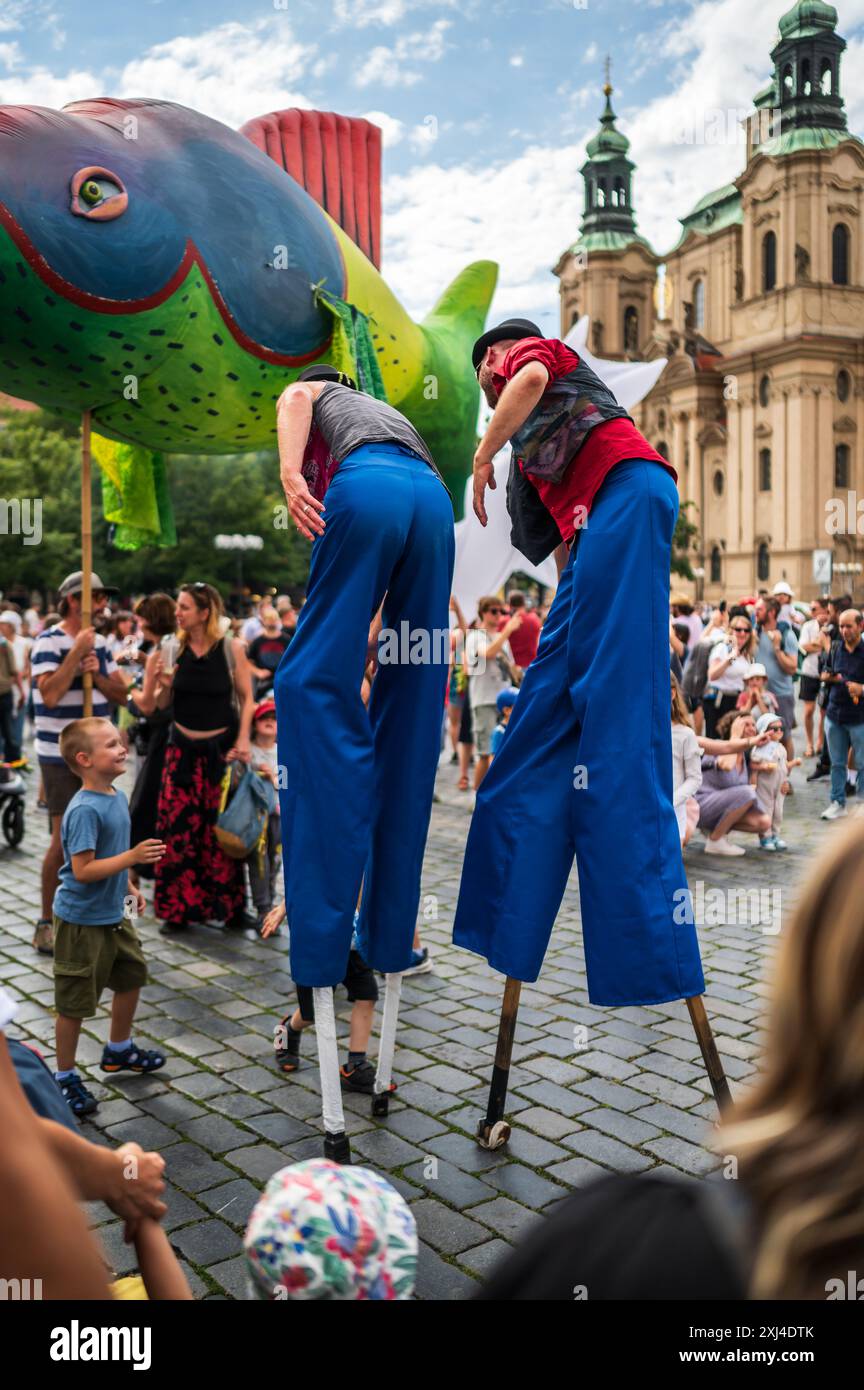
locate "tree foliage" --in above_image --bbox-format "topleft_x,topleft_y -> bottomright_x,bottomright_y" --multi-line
0,409 -> 310,602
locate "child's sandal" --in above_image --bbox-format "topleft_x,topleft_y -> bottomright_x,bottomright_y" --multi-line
100,1043 -> 166,1074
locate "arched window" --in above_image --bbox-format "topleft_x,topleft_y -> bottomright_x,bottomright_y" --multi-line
656,440 -> 669,460
835,443 -> 850,489
762,231 -> 777,292
759,374 -> 771,407
800,58 -> 811,96
832,224 -> 850,285
657,408 -> 666,431
757,543 -> 770,582
711,546 -> 722,583
782,64 -> 794,98
597,180 -> 607,207
713,469 -> 724,497
820,59 -> 833,95
623,306 -> 639,353
759,448 -> 772,491
587,178 -> 595,208
693,278 -> 705,329
837,369 -> 851,403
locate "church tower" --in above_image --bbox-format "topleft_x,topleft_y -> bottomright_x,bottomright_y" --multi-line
554,64 -> 658,358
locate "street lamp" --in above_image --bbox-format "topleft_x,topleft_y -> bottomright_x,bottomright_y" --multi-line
214,533 -> 264,595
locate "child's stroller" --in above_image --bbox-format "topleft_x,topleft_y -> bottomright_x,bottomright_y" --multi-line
0,761 -> 25,847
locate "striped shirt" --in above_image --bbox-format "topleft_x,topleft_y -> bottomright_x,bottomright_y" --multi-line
31,625 -> 118,765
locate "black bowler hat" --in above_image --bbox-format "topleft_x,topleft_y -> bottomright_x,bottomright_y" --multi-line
471,318 -> 543,372
297,364 -> 357,389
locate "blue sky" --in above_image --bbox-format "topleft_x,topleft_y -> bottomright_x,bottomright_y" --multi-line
2,0 -> 863,331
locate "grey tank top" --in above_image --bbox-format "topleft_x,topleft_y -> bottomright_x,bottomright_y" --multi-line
311,384 -> 446,489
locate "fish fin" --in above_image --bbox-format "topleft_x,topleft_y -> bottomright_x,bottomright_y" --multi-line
239,109 -> 382,269
422,260 -> 499,345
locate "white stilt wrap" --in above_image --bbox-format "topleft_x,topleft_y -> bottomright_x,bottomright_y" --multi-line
374,972 -> 402,1095
312,986 -> 345,1135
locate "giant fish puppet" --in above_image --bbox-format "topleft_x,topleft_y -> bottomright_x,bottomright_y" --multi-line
0,98 -> 497,504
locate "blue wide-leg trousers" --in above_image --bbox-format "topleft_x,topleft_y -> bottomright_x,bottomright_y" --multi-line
275,443 -> 455,986
452,459 -> 705,1006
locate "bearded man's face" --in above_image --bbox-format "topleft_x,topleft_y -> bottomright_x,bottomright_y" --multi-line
477,362 -> 500,408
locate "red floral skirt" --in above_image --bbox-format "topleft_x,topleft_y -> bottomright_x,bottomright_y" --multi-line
153,727 -> 244,926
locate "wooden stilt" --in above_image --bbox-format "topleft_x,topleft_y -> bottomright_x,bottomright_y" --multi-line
476,976 -> 522,1149
687,994 -> 732,1115
81,410 -> 93,717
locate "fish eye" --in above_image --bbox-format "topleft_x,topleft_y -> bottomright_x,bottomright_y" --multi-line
71,166 -> 128,221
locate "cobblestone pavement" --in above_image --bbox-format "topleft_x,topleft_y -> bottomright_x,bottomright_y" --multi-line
0,721 -> 845,1298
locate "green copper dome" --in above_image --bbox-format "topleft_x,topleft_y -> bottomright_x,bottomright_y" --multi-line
585,86 -> 630,159
778,0 -> 838,40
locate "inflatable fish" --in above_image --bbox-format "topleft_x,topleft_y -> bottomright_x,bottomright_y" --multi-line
0,98 -> 497,501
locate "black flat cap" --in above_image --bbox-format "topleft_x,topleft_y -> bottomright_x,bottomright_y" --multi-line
471,318 -> 543,372
297,365 -> 357,389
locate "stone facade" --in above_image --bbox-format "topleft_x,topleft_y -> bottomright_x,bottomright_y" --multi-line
555,3 -> 864,603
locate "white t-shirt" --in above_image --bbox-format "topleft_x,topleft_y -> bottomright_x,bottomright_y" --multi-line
708,638 -> 750,694
0,984 -> 16,1030
12,634 -> 31,707
465,628 -> 513,708
798,618 -> 822,678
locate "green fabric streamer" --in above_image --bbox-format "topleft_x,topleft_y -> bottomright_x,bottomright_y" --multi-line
312,285 -> 388,400
93,433 -> 177,550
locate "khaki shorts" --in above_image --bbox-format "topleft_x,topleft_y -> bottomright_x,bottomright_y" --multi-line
53,915 -> 148,1019
41,760 -> 83,819
472,703 -> 499,757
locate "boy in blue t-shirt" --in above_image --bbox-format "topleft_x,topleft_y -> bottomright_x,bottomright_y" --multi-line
491,686 -> 520,759
52,717 -> 167,1117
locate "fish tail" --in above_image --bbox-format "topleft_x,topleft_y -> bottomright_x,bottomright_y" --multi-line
421,260 -> 498,346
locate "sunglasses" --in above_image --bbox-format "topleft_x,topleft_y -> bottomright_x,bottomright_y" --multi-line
731,626 -> 751,633
485,607 -> 504,616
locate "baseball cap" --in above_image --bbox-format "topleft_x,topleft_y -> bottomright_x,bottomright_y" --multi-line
471,318 -> 542,373
253,699 -> 276,722
496,686 -> 520,714
0,610 -> 21,630
743,663 -> 767,679
57,570 -> 118,598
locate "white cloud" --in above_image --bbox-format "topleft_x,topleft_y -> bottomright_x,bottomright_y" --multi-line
582,41 -> 598,65
509,53 -> 524,68
353,18 -> 451,89
362,108 -> 406,147
379,141 -> 589,323
0,17 -> 316,129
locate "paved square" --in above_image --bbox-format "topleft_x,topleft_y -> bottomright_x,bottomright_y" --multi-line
0,736 -> 838,1298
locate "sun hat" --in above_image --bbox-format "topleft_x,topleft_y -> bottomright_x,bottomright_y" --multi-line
244,1159 -> 417,1301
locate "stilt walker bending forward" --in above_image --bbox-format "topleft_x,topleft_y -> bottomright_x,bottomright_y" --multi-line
452,320 -> 730,1149
274,366 -> 454,1162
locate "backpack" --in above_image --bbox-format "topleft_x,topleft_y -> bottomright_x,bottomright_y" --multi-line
214,765 -> 277,860
682,638 -> 713,701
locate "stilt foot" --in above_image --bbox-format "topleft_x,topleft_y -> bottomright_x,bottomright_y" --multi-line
476,1118 -> 510,1151
323,1130 -> 352,1164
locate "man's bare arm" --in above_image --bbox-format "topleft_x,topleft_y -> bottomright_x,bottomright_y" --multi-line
276,383 -> 325,539
477,361 -> 549,461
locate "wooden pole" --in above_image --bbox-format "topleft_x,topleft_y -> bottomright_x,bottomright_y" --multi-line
686,994 -> 733,1115
81,410 -> 93,717
476,975 -> 522,1149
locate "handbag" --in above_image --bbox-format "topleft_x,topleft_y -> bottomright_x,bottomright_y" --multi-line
214,765 -> 277,860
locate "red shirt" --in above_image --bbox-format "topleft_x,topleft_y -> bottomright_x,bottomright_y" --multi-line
498,610 -> 542,667
495,338 -> 676,544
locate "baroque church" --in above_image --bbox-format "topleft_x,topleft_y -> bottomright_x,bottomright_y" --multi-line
554,1 -> 864,602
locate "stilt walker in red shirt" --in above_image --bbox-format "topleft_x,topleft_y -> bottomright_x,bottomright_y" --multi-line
451,320 -> 731,1150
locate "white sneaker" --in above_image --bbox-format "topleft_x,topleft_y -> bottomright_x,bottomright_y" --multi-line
821,802 -> 848,821
704,835 -> 746,856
